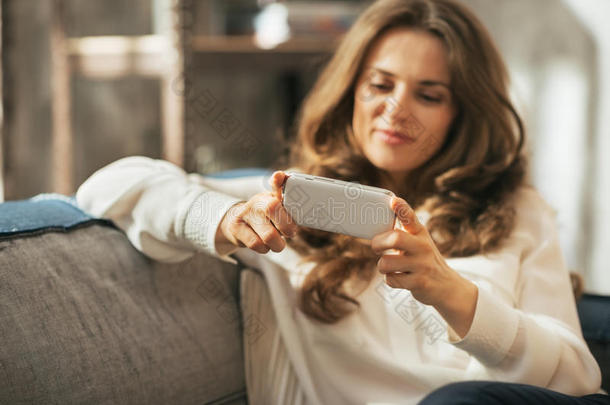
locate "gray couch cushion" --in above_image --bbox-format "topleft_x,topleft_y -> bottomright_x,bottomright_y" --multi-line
0,223 -> 246,404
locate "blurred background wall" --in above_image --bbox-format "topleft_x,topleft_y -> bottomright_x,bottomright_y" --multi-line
1,0 -> 608,294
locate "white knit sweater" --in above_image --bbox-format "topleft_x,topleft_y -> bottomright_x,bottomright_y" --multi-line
76,156 -> 602,404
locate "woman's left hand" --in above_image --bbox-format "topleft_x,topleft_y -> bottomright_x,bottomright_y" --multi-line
371,197 -> 478,338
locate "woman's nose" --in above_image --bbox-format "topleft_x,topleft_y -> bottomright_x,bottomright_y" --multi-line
382,91 -> 411,125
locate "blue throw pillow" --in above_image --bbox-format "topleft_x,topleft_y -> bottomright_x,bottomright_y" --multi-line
0,193 -> 112,237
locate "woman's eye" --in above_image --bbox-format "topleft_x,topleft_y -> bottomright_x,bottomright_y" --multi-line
370,83 -> 391,91
419,94 -> 442,103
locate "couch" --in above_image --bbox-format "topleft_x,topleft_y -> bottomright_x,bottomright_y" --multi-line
1,172 -> 609,404
0,193 -> 249,404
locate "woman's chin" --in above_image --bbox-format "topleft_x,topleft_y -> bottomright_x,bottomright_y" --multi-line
369,156 -> 413,174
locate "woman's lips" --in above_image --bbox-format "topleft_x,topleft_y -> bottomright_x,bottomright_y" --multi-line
374,129 -> 417,145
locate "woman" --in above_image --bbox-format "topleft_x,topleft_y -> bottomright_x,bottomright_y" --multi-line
76,0 -> 606,403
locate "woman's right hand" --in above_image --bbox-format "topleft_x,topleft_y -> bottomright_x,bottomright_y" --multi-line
217,171 -> 298,254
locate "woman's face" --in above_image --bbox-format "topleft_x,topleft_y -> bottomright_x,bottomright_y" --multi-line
352,27 -> 457,187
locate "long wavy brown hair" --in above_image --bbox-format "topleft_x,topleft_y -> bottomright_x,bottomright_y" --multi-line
273,0 -> 528,324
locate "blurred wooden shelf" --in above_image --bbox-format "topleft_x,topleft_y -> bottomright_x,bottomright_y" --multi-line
190,35 -> 336,72
190,35 -> 338,53
66,34 -> 337,77
67,35 -> 168,78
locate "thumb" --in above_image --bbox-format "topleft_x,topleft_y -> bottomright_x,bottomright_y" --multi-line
391,197 -> 424,235
269,171 -> 287,200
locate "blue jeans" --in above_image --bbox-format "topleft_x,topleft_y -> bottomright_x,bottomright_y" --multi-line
418,381 -> 610,404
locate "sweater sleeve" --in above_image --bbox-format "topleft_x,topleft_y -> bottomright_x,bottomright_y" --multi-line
75,156 -> 263,264
446,188 -> 602,396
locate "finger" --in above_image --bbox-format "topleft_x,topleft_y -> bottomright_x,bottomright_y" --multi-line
376,254 -> 416,274
265,196 -> 298,237
385,272 -> 423,290
249,220 -> 286,252
251,193 -> 296,238
371,229 -> 421,255
230,221 -> 270,254
243,201 -> 286,252
391,197 -> 425,235
269,171 -> 288,200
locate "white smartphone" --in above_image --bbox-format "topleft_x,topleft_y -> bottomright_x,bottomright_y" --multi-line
281,172 -> 397,240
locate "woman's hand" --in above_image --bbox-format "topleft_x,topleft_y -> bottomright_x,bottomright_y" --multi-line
371,197 -> 478,338
217,171 -> 298,254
